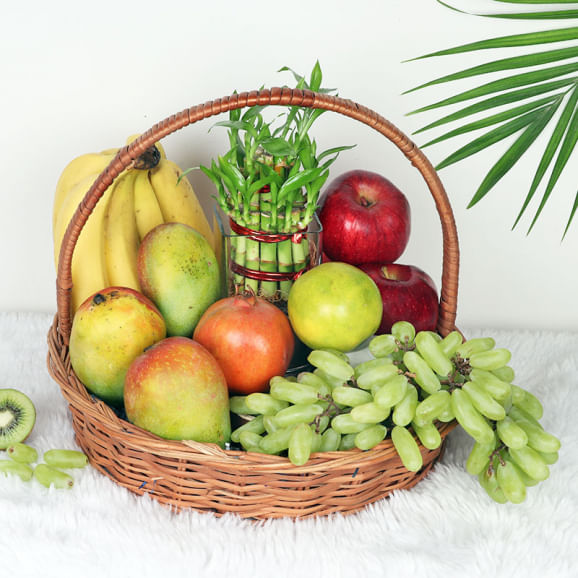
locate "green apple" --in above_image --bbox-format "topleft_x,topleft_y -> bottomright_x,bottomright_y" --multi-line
287,262 -> 383,352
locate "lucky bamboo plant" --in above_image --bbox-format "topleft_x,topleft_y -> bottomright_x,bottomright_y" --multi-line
199,62 -> 354,300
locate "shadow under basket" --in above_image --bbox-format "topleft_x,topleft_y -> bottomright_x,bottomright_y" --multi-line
47,88 -> 461,520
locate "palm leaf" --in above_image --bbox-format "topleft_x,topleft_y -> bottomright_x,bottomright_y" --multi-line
513,85 -> 578,228
528,96 -> 578,230
412,77 -> 577,133
421,96 -> 558,148
408,1 -> 578,235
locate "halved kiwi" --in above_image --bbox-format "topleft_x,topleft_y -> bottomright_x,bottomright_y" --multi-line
0,389 -> 36,450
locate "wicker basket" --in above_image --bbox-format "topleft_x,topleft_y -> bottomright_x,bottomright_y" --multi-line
47,88 -> 461,520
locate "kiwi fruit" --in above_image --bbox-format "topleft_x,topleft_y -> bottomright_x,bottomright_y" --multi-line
0,389 -> 36,450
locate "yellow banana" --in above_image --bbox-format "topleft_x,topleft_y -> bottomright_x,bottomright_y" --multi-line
53,150 -> 117,230
53,173 -> 115,312
148,159 -> 214,247
132,169 -> 165,241
103,171 -> 141,291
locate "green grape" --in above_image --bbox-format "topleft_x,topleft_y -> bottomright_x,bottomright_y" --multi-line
403,351 -> 442,395
229,396 -> 259,416
238,431 -> 266,452
273,403 -> 324,428
350,402 -> 390,424
260,425 -> 296,454
511,385 -> 544,420
355,361 -> 399,390
245,393 -> 289,416
308,350 -> 355,382
537,450 -> 559,465
507,405 -> 543,430
515,420 -> 560,454
374,374 -> 410,409
297,372 -> 332,398
331,413 -> 373,435
437,404 -> 456,423
313,415 -> 330,434
469,348 -> 512,371
413,390 -> 451,426
231,415 -> 266,443
455,337 -> 496,359
368,334 -> 397,358
0,460 -> 33,482
415,331 -> 454,376
391,425 -> 423,472
313,368 -> 346,389
263,415 -> 279,434
34,464 -> 74,490
451,388 -> 495,445
310,428 -> 323,454
339,433 -> 357,451
411,421 -> 442,450
318,348 -> 350,363
491,366 -> 515,383
424,331 -> 443,342
462,381 -> 506,421
354,424 -> 387,450
288,422 -> 314,466
354,356 -> 396,377
332,386 -> 373,408
469,369 -> 512,402
496,457 -> 527,504
270,379 -> 319,405
392,385 -> 418,427
478,465 -> 508,504
44,449 -> 88,469
439,330 -> 464,358
319,428 -> 341,452
507,455 -> 540,487
7,442 -> 38,464
509,446 -> 550,482
466,436 -> 497,476
391,321 -> 416,345
496,417 -> 528,450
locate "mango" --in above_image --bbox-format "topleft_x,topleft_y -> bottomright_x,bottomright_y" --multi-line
69,287 -> 166,406
124,336 -> 231,447
137,223 -> 221,336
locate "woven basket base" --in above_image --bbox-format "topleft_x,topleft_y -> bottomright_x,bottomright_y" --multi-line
47,316 -> 457,520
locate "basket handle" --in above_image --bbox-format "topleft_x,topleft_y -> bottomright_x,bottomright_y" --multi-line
56,88 -> 460,343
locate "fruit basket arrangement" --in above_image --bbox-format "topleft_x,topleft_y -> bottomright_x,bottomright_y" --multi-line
46,70 -> 559,519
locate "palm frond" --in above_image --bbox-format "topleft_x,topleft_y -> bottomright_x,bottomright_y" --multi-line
408,0 -> 578,235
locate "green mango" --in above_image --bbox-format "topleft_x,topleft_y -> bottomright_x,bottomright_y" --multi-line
137,223 -> 221,336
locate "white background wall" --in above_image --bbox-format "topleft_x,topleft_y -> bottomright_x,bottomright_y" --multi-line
1,0 -> 576,331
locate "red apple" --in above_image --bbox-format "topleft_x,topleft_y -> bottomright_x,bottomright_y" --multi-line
357,263 -> 439,335
318,170 -> 411,265
193,294 -> 295,395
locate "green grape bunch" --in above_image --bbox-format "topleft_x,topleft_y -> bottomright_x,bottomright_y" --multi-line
229,321 -> 560,504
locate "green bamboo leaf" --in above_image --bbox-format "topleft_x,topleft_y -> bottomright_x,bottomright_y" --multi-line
406,26 -> 578,60
317,144 -> 357,162
211,119 -> 258,139
468,104 -> 560,208
410,62 -> 578,115
490,11 -> 578,20
513,86 -> 578,228
562,190 -> 578,239
436,107 -> 548,170
405,45 -> 578,93
528,99 -> 578,230
218,156 -> 247,193
421,96 -> 558,148
260,137 -> 297,157
277,167 -> 324,203
309,60 -> 323,92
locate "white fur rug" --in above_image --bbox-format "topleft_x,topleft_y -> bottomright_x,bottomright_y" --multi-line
0,312 -> 576,578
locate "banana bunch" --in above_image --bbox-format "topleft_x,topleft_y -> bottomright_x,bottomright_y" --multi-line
53,136 -> 217,313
